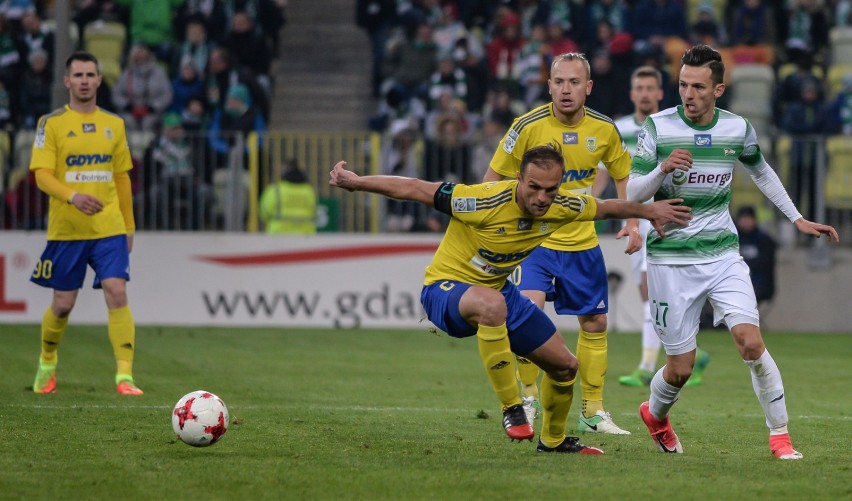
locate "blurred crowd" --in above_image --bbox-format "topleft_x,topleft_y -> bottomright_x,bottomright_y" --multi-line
358,0 -> 852,231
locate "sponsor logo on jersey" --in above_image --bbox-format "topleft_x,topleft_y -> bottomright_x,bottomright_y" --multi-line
503,130 -> 519,153
469,253 -> 528,275
539,222 -> 550,234
517,219 -> 532,231
586,136 -> 597,152
83,123 -> 96,133
694,134 -> 712,146
563,169 -> 595,183
35,125 -> 45,148
563,132 -> 578,144
452,197 -> 476,212
105,128 -> 113,140
65,170 -> 113,182
65,154 -> 113,166
477,248 -> 533,264
672,170 -> 731,186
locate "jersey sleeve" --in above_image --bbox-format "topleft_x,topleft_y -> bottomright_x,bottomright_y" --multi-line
439,182 -> 494,226
30,115 -> 57,172
738,118 -> 766,168
602,124 -> 632,180
113,120 -> 133,173
489,119 -> 527,178
555,192 -> 597,223
630,117 -> 659,177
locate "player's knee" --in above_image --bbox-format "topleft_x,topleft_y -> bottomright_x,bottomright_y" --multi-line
549,354 -> 579,382
664,364 -> 692,386
579,313 -> 607,333
52,303 -> 74,318
739,339 -> 766,361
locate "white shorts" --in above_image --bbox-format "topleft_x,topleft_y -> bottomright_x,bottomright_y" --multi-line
647,253 -> 759,355
628,219 -> 653,284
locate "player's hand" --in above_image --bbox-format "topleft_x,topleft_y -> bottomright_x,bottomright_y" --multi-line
71,193 -> 103,215
329,161 -> 358,192
616,219 -> 643,255
794,218 -> 840,242
661,149 -> 693,174
648,198 -> 692,238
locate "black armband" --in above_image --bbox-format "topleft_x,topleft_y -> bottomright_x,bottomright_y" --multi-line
433,182 -> 456,215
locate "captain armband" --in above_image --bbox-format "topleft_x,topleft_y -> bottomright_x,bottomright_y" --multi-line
433,182 -> 456,215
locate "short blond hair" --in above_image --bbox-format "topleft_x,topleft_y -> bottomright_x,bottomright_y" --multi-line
551,52 -> 590,80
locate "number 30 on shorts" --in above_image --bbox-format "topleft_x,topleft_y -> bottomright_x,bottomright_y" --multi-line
32,259 -> 54,280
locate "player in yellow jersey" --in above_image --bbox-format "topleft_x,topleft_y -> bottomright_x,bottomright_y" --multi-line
29,51 -> 142,396
329,144 -> 691,451
484,53 -> 638,434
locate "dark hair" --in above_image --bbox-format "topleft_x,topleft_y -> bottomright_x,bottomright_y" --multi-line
681,44 -> 725,85
520,143 -> 565,175
65,51 -> 99,73
632,65 -> 663,87
283,159 -> 307,183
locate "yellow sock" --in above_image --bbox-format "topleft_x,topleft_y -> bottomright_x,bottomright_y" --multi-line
516,356 -> 540,398
540,374 -> 575,448
477,323 -> 521,411
577,328 -> 607,417
40,307 -> 68,363
108,306 -> 136,380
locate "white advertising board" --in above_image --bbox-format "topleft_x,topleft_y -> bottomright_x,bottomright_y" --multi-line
0,232 -> 642,331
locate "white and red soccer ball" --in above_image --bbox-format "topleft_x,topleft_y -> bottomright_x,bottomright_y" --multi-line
172,390 -> 229,447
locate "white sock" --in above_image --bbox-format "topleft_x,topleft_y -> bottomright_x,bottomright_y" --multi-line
639,302 -> 660,372
649,367 -> 681,420
744,349 -> 789,431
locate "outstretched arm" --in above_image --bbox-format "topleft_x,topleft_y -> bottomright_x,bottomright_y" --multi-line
595,198 -> 692,239
329,161 -> 443,206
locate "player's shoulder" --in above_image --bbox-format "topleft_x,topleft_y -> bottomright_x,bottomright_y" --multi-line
462,180 -> 516,205
583,107 -> 622,134
509,103 -> 552,134
95,107 -> 126,126
36,106 -> 70,128
553,189 -> 592,212
649,106 -> 680,121
613,114 -> 634,128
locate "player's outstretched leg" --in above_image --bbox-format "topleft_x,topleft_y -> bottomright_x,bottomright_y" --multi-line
639,401 -> 683,453
536,436 -> 604,454
744,349 -> 802,460
502,404 -> 534,441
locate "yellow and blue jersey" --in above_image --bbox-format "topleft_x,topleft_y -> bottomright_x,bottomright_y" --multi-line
489,104 -> 631,251
424,180 -> 597,289
30,105 -> 133,241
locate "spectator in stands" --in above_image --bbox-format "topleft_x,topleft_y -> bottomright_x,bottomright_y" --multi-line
782,0 -> 829,62
482,85 -> 525,130
545,22 -> 579,59
382,21 -> 438,103
112,43 -> 173,132
781,81 -> 827,220
207,83 -> 267,167
143,112 -> 213,230
691,3 -> 726,47
735,205 -> 777,312
0,0 -> 35,33
380,119 -> 421,232
356,0 -> 397,98
17,11 -> 52,64
259,158 -> 317,235
170,57 -> 206,114
18,47 -> 50,129
730,0 -> 775,49
73,0 -> 130,45
177,0 -> 228,45
0,14 -> 23,93
423,111 -> 471,184
628,0 -> 689,79
485,11 -> 524,97
517,23 -> 548,109
585,0 -> 626,34
223,10 -> 272,95
427,55 -> 467,111
470,117 -> 503,182
773,50 -> 823,126
585,49 -> 630,118
114,0 -> 184,62
826,74 -> 852,134
172,15 -> 211,78
0,80 -> 13,130
432,2 -> 468,58
223,0 -> 286,56
453,35 -> 489,112
206,46 -> 270,121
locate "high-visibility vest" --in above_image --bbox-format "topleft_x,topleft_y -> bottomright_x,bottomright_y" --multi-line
259,181 -> 317,234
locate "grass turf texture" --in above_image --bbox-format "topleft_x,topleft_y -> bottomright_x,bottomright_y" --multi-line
1,325 -> 850,500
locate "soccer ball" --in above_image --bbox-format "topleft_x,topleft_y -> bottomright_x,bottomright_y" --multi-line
172,390 -> 229,447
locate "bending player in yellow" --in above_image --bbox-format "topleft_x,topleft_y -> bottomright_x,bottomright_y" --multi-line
484,53 -> 637,434
30,51 -> 142,395
330,144 -> 692,449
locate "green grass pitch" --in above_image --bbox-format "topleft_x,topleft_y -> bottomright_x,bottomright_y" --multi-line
1,325 -> 850,500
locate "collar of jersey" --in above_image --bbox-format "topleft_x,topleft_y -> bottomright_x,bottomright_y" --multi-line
676,105 -> 719,131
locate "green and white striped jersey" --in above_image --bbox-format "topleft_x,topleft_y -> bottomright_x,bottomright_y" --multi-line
614,114 -> 642,157
631,106 -> 766,264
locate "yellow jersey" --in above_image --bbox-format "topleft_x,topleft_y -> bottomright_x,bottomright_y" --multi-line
424,180 -> 597,289
30,106 -> 133,241
490,104 -> 631,251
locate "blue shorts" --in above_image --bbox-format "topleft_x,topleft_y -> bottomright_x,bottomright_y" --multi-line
420,279 -> 557,356
30,235 -> 130,291
513,246 -> 608,315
